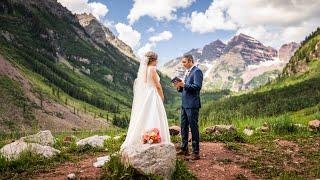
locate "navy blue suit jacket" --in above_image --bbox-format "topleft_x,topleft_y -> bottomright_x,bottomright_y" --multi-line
178,66 -> 203,109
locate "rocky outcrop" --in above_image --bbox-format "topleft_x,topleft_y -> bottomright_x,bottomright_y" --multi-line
121,143 -> 176,179
279,42 -> 300,62
0,140 -> 60,160
76,13 -> 136,59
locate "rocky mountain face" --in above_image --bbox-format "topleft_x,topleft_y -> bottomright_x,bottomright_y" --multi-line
279,42 -> 300,62
161,34 -> 299,91
76,13 -> 136,59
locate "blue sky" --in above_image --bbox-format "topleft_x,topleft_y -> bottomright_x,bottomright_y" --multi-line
58,0 -> 320,65
98,0 -> 235,65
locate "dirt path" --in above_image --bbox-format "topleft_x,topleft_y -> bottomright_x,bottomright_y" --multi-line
31,143 -> 258,180
32,153 -> 106,179
178,142 -> 258,180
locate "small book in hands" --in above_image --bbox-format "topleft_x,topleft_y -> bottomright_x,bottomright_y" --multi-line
171,77 -> 182,84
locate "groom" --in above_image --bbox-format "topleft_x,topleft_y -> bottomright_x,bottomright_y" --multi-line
174,54 -> 203,160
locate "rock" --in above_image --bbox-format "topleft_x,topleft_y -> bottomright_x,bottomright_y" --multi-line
93,155 -> 110,168
205,125 -> 237,135
20,130 -> 55,146
260,126 -> 269,132
243,128 -> 254,136
76,135 -> 111,148
0,140 -> 60,160
121,143 -> 176,179
169,126 -> 181,136
308,120 -> 320,130
67,173 -> 76,179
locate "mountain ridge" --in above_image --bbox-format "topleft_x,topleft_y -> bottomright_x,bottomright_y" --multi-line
161,33 -> 299,91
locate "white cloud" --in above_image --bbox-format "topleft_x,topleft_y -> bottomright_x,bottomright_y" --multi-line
181,0 -> 320,47
137,42 -> 156,59
128,0 -> 195,24
149,31 -> 173,42
137,30 -> 173,59
58,0 -> 108,20
115,23 -> 141,49
147,27 -> 155,33
88,2 -> 108,20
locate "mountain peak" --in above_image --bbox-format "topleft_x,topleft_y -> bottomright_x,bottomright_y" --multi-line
76,13 -> 136,59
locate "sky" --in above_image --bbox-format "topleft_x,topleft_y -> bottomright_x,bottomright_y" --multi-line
57,0 -> 320,65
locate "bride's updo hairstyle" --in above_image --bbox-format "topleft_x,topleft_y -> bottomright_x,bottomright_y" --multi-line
145,51 -> 158,65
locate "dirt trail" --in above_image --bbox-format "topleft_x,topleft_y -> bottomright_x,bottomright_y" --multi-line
33,153 -> 105,180
31,142 -> 258,179
180,142 -> 257,180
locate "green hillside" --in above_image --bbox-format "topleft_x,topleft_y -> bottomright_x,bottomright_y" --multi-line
200,27 -> 320,128
0,0 -> 176,132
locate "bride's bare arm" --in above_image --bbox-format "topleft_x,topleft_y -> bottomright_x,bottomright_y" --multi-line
150,67 -> 164,101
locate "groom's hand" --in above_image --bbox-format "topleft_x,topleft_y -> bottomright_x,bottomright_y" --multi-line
175,81 -> 184,87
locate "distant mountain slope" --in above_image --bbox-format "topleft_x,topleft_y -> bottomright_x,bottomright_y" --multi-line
161,34 -> 299,92
200,27 -> 320,122
76,13 -> 136,60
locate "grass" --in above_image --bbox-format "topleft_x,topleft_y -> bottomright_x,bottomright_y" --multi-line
0,150 -> 69,179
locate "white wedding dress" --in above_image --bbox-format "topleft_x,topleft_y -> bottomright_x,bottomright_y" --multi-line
121,64 -> 171,149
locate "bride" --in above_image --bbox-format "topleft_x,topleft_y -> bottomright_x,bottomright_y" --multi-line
120,51 -> 171,149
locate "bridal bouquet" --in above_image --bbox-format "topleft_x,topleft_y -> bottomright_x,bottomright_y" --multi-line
142,128 -> 161,144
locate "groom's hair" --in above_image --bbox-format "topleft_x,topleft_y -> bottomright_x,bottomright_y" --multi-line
183,54 -> 194,63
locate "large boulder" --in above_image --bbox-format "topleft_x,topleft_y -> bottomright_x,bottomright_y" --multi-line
0,140 -> 60,160
169,126 -> 181,136
309,119 -> 320,130
20,130 -> 55,146
121,143 -> 176,179
205,125 -> 237,135
76,135 -> 111,148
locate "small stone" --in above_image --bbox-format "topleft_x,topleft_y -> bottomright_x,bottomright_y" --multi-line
67,173 -> 76,179
93,155 -> 111,168
243,128 -> 254,136
169,126 -> 181,136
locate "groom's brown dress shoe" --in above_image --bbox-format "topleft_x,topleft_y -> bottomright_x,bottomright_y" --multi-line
176,150 -> 190,156
190,153 -> 200,160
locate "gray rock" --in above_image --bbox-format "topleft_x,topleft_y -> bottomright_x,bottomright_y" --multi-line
67,173 -> 76,179
243,128 -> 254,136
76,135 -> 111,148
20,130 -> 55,146
93,155 -> 110,168
121,143 -> 176,179
0,140 -> 60,160
205,125 -> 237,135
